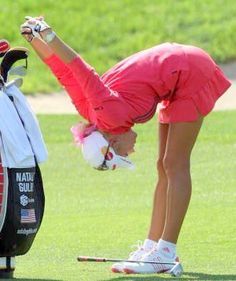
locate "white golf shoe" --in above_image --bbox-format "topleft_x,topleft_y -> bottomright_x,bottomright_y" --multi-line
111,241 -> 152,273
123,248 -> 183,276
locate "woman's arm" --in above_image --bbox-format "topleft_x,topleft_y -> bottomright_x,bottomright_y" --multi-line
21,17 -> 110,103
20,24 -> 94,122
21,17 -> 132,132
35,20 -> 119,107
41,29 -> 77,63
20,16 -> 78,64
39,23 -> 133,132
28,37 -> 54,61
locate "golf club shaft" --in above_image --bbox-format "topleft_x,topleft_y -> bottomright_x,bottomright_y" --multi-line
5,78 -> 23,89
77,256 -> 176,265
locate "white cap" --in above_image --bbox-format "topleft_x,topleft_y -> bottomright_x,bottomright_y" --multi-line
81,131 -> 134,171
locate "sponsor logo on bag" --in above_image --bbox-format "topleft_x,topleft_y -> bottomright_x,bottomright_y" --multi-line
20,194 -> 35,206
16,172 -> 35,193
17,228 -> 38,236
20,208 -> 36,224
20,194 -> 34,207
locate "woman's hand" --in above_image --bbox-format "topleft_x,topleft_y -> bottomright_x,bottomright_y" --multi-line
20,16 -> 52,42
21,16 -> 77,63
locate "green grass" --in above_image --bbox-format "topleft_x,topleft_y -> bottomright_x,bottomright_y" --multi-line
1,0 -> 236,93
13,111 -> 236,280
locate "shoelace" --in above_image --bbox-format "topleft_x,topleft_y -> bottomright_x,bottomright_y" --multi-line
141,249 -> 173,272
128,240 -> 145,259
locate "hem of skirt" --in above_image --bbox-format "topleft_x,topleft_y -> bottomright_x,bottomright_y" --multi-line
158,67 -> 231,123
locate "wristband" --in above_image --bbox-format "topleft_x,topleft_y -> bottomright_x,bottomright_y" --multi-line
44,31 -> 56,43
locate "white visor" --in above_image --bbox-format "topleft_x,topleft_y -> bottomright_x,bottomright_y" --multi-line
81,131 -> 134,171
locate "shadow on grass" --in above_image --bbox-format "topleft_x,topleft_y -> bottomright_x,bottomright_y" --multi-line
10,279 -> 63,281
102,272 -> 236,281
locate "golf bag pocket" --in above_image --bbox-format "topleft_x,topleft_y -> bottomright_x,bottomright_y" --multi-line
0,160 -> 45,256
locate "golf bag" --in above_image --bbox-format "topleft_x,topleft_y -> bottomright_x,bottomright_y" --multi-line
0,163 -> 45,256
0,43 -> 47,277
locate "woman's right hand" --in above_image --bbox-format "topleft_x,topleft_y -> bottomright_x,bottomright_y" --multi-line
20,19 -> 38,42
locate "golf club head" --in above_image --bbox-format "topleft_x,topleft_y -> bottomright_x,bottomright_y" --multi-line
0,47 -> 29,82
168,262 -> 183,277
0,39 -> 10,57
8,65 -> 27,77
5,78 -> 23,89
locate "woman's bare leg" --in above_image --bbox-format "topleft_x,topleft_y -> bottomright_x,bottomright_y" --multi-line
161,117 -> 203,243
148,123 -> 169,241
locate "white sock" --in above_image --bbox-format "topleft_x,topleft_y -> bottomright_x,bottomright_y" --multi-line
143,239 -> 158,251
156,239 -> 176,258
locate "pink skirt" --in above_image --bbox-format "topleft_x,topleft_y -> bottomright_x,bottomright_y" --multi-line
158,45 -> 231,123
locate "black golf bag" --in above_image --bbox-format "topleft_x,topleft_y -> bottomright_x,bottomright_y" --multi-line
0,162 -> 45,277
0,42 -> 47,278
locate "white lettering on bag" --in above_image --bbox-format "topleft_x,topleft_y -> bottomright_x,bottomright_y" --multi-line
17,228 -> 37,236
15,172 -> 35,192
16,172 -> 35,182
18,182 -> 34,192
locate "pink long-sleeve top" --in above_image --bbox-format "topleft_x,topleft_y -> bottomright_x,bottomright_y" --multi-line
44,43 -> 189,134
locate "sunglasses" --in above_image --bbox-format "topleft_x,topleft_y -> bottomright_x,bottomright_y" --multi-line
95,145 -> 110,171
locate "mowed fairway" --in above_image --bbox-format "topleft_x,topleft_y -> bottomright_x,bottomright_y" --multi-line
14,112 -> 236,280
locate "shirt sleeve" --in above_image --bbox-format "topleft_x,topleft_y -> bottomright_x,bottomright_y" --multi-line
67,56 -> 112,107
67,56 -> 133,134
43,54 -> 95,122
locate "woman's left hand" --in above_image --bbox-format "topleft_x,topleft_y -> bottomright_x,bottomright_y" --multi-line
20,16 -> 52,42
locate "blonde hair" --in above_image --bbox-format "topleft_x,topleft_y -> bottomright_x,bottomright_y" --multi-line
71,122 -> 97,145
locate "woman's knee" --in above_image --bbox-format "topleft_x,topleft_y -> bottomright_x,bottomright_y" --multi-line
163,154 -> 190,178
157,158 -> 165,175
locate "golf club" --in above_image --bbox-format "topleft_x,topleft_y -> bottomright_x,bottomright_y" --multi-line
8,65 -> 27,77
0,47 -> 29,82
5,78 -> 23,89
77,256 -> 183,277
77,255 -> 176,265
